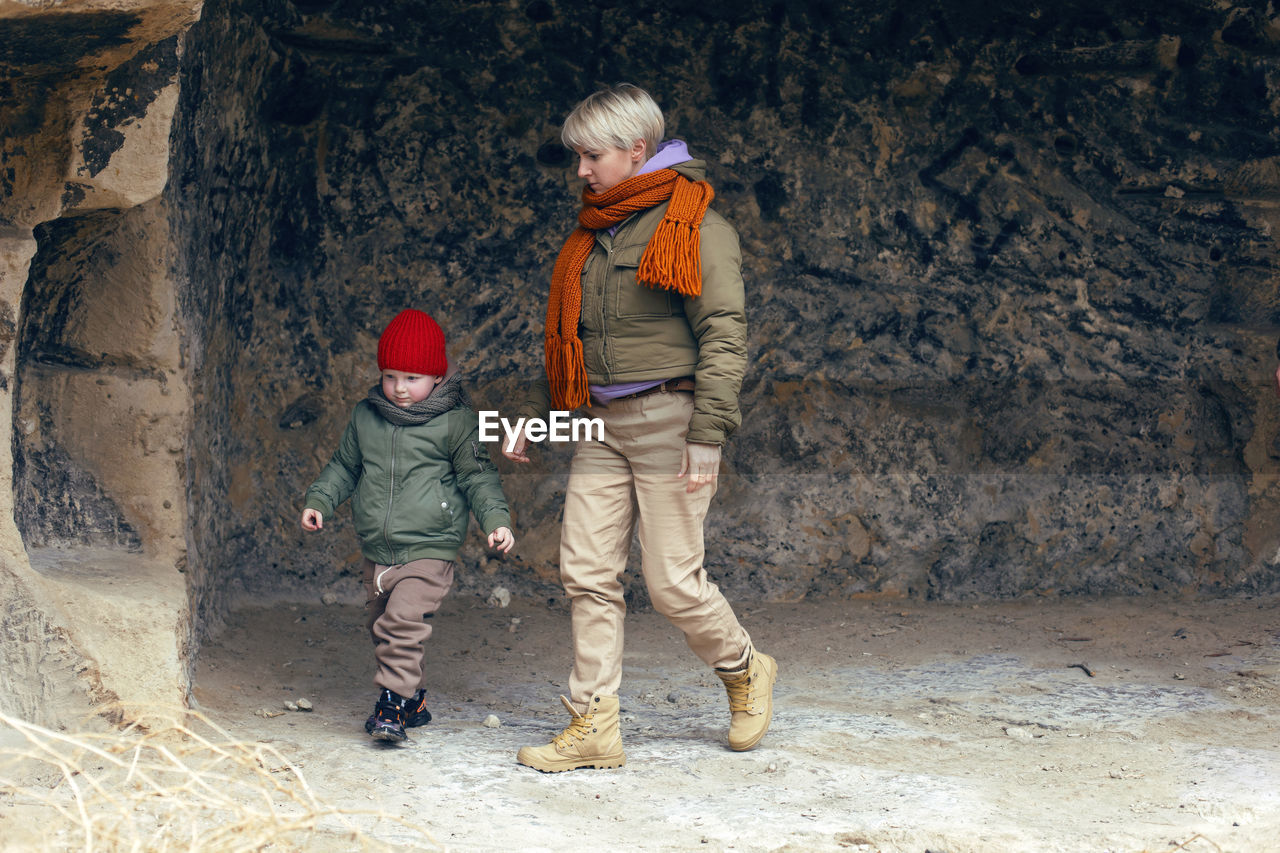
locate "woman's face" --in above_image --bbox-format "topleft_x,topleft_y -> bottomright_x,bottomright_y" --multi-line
574,140 -> 646,193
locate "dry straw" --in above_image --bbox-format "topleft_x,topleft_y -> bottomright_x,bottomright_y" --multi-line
0,707 -> 440,852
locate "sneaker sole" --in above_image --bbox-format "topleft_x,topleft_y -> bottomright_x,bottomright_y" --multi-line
370,727 -> 408,743
366,712 -> 430,734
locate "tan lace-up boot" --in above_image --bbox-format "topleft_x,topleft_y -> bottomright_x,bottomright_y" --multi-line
715,648 -> 778,751
516,694 -> 626,772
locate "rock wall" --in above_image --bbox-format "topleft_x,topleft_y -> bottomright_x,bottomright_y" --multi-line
1,0 -> 1278,723
171,0 -> 1280,613
0,0 -> 201,723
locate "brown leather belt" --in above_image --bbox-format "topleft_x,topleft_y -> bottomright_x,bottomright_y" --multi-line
615,377 -> 695,401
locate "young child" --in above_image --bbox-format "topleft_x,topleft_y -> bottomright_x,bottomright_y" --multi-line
301,308 -> 515,742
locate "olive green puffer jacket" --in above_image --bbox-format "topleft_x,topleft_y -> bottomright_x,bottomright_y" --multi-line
304,399 -> 511,566
521,159 -> 747,446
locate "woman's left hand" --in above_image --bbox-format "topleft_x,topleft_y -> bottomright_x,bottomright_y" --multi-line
679,442 -> 721,493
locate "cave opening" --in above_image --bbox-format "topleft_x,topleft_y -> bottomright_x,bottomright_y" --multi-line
1,0 -> 1278,742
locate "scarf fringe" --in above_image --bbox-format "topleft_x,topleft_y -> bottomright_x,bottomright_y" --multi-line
544,334 -> 590,410
638,177 -> 712,298
638,219 -> 702,297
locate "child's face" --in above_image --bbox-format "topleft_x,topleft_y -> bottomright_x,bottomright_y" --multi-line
381,370 -> 439,408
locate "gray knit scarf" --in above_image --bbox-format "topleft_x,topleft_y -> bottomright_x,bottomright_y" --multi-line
366,371 -> 469,426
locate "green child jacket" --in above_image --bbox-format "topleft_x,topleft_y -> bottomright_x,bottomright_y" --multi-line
304,401 -> 512,566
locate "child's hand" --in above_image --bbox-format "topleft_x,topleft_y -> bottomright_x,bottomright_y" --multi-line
487,526 -> 515,553
300,508 -> 324,531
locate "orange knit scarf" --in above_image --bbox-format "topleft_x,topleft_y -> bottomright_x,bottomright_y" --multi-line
545,169 -> 714,410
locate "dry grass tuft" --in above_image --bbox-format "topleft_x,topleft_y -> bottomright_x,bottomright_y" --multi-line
0,707 -> 440,852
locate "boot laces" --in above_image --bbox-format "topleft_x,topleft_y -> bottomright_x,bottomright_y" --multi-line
552,695 -> 594,748
721,670 -> 756,713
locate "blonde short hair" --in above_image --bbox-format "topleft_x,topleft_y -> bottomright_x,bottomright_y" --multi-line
561,83 -> 664,156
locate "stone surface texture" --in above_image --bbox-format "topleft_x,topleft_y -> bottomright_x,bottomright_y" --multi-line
171,0 -> 1280,622
1,0 -> 1279,721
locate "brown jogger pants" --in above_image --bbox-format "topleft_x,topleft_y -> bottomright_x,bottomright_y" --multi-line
362,557 -> 454,698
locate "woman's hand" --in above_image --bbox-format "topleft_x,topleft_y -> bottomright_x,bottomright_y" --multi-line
488,526 -> 516,553
678,442 -> 721,493
502,432 -> 532,464
300,508 -> 324,531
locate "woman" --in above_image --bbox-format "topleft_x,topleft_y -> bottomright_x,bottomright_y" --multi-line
505,83 -> 776,772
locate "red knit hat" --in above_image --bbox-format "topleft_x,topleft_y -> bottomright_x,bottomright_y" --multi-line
377,309 -> 447,376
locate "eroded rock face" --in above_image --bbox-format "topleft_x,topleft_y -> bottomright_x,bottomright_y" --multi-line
1,0 -> 201,723
17,199 -> 188,559
170,0 -> 1280,612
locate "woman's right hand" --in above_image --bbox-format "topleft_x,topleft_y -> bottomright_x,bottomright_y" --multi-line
502,432 -> 532,464
300,508 -> 324,531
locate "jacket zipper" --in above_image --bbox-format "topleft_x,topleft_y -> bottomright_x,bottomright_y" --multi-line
381,425 -> 399,561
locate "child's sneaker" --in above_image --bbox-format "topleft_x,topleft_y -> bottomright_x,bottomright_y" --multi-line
367,688 -> 410,742
365,688 -> 431,734
404,689 -> 433,727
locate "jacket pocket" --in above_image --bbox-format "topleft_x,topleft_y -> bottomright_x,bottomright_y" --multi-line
613,244 -> 675,319
387,479 -> 455,548
420,481 -> 456,532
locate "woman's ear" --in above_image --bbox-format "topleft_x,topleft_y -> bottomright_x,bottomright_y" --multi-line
630,138 -> 647,162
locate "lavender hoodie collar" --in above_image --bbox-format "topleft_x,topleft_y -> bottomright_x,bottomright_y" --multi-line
637,138 -> 692,175
607,139 -> 693,235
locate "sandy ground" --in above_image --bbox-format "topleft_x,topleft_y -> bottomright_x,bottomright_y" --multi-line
178,591 -> 1280,852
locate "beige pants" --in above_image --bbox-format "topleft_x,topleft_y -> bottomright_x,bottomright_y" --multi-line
362,557 -> 454,698
561,390 -> 751,710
